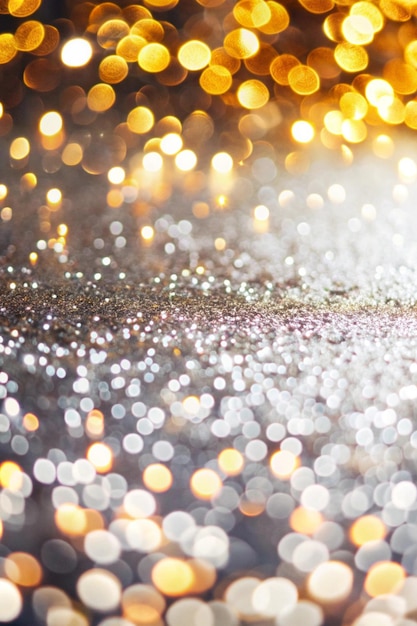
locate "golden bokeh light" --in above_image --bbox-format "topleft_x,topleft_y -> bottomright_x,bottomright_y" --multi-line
160,132 -> 182,155
5,553 -> 43,587
87,83 -> 116,112
99,54 -> 129,83
10,137 -> 30,160
233,0 -> 270,28
349,514 -> 387,546
86,442 -> 113,473
0,33 -> 17,65
138,43 -> 170,73
270,450 -> 298,479
143,463 -> 173,492
218,448 -> 244,476
23,412 -> 39,431
61,38 -> 93,68
127,106 -> 155,134
237,79 -> 269,109
39,112 -> 63,136
178,40 -> 211,71
8,0 -> 41,17
211,151 -> 233,173
190,468 -> 222,500
334,43 -> 368,73
97,19 -> 129,49
55,504 -> 88,537
151,558 -> 194,596
288,65 -> 320,95
270,54 -> 300,85
224,28 -> 260,59
0,461 -> 22,490
290,506 -> 323,535
14,20 -> 45,52
364,561 -> 406,597
292,120 -> 315,143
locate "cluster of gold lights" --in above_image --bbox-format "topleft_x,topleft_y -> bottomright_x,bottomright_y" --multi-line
0,413 -> 413,625
0,0 -> 417,204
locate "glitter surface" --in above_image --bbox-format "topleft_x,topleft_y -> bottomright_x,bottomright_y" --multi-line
3,1 -> 417,625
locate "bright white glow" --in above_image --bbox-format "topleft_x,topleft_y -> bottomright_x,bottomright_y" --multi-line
143,152 -> 163,173
61,39 -> 93,68
211,152 -> 233,174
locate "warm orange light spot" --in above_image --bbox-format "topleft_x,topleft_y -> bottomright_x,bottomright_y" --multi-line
138,43 -> 170,73
14,20 -> 45,52
5,552 -> 42,587
288,65 -> 320,95
99,55 -> 128,84
187,559 -> 217,594
39,111 -> 62,136
107,189 -> 124,208
85,409 -> 105,438
224,28 -> 259,59
178,40 -> 211,71
46,188 -> 62,207
0,33 -> 17,64
116,35 -> 146,62
364,561 -> 405,597
258,1 -> 289,34
143,464 -> 173,493
349,515 -> 386,546
10,137 -> 30,160
20,173 -> 36,191
9,0 -> 41,17
239,493 -> 266,516
23,412 -> 39,431
127,106 -> 154,134
334,43 -> 368,73
87,442 -> 113,473
151,558 -> 194,596
141,225 -> 155,241
87,84 -> 116,113
233,0 -> 271,28
61,38 -> 92,68
290,506 -> 323,534
218,448 -> 244,476
0,462 -> 22,489
55,504 -> 88,536
190,468 -> 222,500
62,143 -> 83,166
237,79 -> 269,109
270,54 -> 300,86
270,450 -> 298,479
84,508 -> 105,533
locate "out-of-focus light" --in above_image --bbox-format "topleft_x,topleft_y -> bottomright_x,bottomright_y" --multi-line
141,226 -> 154,241
10,137 -> 30,160
292,120 -> 315,143
143,152 -> 163,172
61,38 -> 93,68
175,149 -> 197,171
211,152 -> 233,173
178,40 -> 211,70
190,468 -> 222,500
160,133 -> 183,155
39,112 -> 62,136
46,188 -> 62,207
254,204 -> 270,221
108,167 -> 125,185
86,442 -> 113,473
